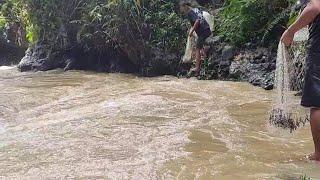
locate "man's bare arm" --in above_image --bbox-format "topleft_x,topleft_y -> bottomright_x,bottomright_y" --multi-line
312,0 -> 320,12
281,2 -> 320,45
189,19 -> 200,36
287,2 -> 320,34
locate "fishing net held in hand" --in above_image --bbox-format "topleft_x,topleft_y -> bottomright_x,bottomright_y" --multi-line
269,41 -> 309,133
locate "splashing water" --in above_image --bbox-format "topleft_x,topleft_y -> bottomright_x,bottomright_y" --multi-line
270,30 -> 310,132
275,43 -> 290,110
270,43 -> 293,130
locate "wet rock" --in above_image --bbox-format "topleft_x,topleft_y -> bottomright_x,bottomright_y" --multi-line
64,58 -> 77,71
141,48 -> 179,77
295,90 -> 303,96
18,43 -> 65,72
183,33 -> 276,89
222,45 -> 235,61
228,47 -> 276,89
206,36 -> 222,46
255,47 -> 268,58
219,59 -> 231,66
229,59 -> 248,80
262,72 -> 275,90
249,75 -> 261,86
218,60 -> 231,78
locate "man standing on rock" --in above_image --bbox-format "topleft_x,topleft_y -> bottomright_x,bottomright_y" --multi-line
180,2 -> 212,76
281,0 -> 320,161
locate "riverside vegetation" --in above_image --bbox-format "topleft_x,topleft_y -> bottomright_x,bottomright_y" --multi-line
0,0 -> 306,90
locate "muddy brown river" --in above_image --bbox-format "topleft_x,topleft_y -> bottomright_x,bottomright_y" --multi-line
0,66 -> 319,179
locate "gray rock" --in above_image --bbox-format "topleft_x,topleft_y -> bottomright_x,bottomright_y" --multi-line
141,48 -> 179,77
228,48 -> 276,90
206,36 -> 222,46
229,59 -> 249,80
64,58 -> 77,71
18,43 -> 65,72
222,45 -> 235,61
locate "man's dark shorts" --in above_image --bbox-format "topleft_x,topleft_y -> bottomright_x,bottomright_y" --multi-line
196,29 -> 212,49
301,51 -> 320,108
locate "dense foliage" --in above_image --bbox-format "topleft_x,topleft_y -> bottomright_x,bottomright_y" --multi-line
1,0 -> 300,50
75,0 -> 189,64
0,0 -> 188,54
217,0 -> 297,46
0,0 -> 301,75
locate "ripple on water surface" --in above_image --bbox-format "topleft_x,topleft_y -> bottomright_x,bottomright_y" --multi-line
0,70 -> 319,179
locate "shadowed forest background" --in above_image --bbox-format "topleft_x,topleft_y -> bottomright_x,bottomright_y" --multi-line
0,0 -> 303,89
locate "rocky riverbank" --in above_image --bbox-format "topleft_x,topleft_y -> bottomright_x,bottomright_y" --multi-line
1,25 -> 303,92
0,23 -> 277,90
9,35 -> 277,90
0,0 -> 304,91
179,35 -> 277,90
15,42 -> 180,77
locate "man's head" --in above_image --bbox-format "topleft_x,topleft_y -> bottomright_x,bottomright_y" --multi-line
179,2 -> 192,15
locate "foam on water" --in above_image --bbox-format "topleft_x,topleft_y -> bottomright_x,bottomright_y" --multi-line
0,66 -> 15,70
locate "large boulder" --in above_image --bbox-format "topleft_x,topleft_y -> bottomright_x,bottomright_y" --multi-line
18,43 -> 66,72
229,47 -> 276,90
141,48 -> 179,77
222,45 -> 235,61
198,36 -> 232,79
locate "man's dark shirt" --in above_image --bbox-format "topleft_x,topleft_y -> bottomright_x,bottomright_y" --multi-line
187,8 -> 211,37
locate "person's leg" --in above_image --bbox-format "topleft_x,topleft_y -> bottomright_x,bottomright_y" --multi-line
202,46 -> 209,58
200,32 -> 211,61
194,36 -> 206,75
195,48 -> 201,75
309,108 -> 320,161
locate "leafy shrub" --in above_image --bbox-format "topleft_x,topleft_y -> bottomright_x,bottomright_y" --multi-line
0,16 -> 5,32
1,0 -> 93,44
217,0 -> 296,46
77,0 -> 188,54
1,0 -> 189,57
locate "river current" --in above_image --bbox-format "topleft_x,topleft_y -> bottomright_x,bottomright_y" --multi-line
0,66 -> 319,179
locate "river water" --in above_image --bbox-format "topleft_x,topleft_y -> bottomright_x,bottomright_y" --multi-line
0,66 -> 319,179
